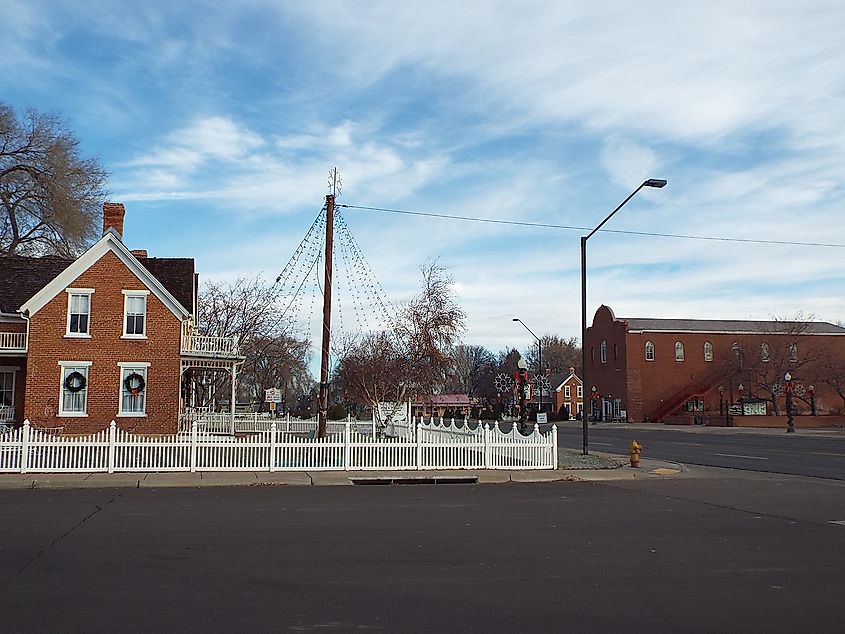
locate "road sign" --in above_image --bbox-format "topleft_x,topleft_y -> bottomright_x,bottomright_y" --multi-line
537,412 -> 547,425
264,388 -> 282,403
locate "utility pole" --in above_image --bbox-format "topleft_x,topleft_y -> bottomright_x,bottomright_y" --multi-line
318,168 -> 340,437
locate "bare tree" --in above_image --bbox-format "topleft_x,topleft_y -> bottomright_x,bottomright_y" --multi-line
1,103 -> 108,256
333,260 -> 466,426
444,344 -> 496,397
816,350 -> 845,412
524,334 -> 580,375
195,274 -> 312,408
730,316 -> 824,415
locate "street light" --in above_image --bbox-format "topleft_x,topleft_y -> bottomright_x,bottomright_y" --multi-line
513,318 -> 543,419
580,179 -> 667,455
785,372 -> 795,433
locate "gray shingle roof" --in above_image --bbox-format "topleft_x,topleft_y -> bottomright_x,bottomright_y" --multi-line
623,317 -> 845,335
0,254 -> 195,316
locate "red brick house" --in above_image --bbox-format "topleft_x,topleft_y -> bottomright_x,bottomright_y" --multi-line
586,305 -> 845,425
550,368 -> 583,419
0,203 -> 241,434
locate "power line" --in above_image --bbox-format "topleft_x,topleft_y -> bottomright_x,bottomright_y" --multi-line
338,203 -> 845,249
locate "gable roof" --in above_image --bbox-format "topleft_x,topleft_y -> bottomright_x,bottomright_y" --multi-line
552,371 -> 582,391
0,256 -> 74,315
623,317 -> 845,335
12,230 -> 193,320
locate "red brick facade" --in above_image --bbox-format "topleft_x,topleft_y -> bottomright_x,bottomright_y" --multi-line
23,251 -> 182,434
587,305 -> 845,424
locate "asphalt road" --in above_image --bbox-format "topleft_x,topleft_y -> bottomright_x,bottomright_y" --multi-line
3,479 -> 845,633
556,423 -> 845,480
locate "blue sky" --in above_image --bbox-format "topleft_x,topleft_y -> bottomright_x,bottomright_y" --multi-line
4,0 -> 845,367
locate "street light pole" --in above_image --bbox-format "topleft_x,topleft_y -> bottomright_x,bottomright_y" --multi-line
580,179 -> 667,455
513,318 -> 542,419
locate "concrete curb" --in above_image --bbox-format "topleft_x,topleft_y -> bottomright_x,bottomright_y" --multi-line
0,459 -> 689,490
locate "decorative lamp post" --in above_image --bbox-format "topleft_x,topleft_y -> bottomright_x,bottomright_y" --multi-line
513,318 -> 543,417
580,178 -> 667,455
809,384 -> 816,416
785,372 -> 795,433
738,383 -> 744,416
718,386 -> 724,415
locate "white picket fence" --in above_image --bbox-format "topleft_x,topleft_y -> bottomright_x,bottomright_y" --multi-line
0,419 -> 557,473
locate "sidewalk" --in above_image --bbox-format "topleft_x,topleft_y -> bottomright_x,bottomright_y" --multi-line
0,456 -> 684,490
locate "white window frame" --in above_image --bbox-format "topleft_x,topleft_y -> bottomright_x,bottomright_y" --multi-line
645,340 -> 655,362
704,341 -> 713,362
600,340 -> 607,364
576,402 -> 583,414
564,385 -> 571,399
761,343 -> 770,363
65,288 -> 94,338
118,362 -> 150,417
789,343 -> 798,363
675,341 -> 685,362
576,385 -> 583,398
0,367 -> 17,409
58,361 -> 92,417
122,290 -> 149,339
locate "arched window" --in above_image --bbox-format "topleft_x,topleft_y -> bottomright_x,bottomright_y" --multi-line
789,343 -> 798,363
704,341 -> 713,362
645,341 -> 655,361
600,340 -> 607,363
761,343 -> 770,362
675,341 -> 685,362
591,346 -> 595,364
613,343 -> 619,361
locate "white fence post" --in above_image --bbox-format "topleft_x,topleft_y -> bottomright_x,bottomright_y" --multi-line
108,421 -> 116,473
415,422 -> 422,470
552,424 -> 558,469
190,421 -> 198,473
269,422 -> 277,472
21,419 -> 30,474
484,422 -> 491,469
344,423 -> 350,471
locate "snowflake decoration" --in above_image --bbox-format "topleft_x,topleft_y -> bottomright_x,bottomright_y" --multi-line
494,373 -> 514,393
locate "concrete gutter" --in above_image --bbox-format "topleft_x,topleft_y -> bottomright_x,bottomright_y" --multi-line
0,458 -> 686,490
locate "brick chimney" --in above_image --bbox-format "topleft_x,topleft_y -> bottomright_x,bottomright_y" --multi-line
130,249 -> 148,259
103,202 -> 126,238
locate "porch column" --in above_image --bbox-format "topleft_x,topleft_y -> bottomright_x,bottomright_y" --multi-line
230,363 -> 237,435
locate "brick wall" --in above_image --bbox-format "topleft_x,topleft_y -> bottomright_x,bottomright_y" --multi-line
588,305 -> 845,423
23,251 -> 182,434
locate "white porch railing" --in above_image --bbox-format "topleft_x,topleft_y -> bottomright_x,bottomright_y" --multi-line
180,322 -> 240,358
0,419 -> 558,473
0,332 -> 26,352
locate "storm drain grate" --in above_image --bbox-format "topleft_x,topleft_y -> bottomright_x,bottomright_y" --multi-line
350,476 -> 478,486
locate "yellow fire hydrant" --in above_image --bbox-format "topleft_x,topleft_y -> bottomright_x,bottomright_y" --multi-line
629,440 -> 642,468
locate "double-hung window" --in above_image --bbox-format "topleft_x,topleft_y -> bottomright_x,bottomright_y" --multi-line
0,369 -> 15,410
122,291 -> 149,338
119,363 -> 149,416
59,361 -> 91,416
66,289 -> 93,337
564,385 -> 571,399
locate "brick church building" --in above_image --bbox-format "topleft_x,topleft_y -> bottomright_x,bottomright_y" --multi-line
585,305 -> 845,425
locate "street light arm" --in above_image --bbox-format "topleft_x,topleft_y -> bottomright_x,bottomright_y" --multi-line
585,182 -> 645,241
512,318 -> 539,342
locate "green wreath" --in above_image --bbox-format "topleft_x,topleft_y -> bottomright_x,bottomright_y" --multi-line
124,372 -> 146,396
64,371 -> 87,393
